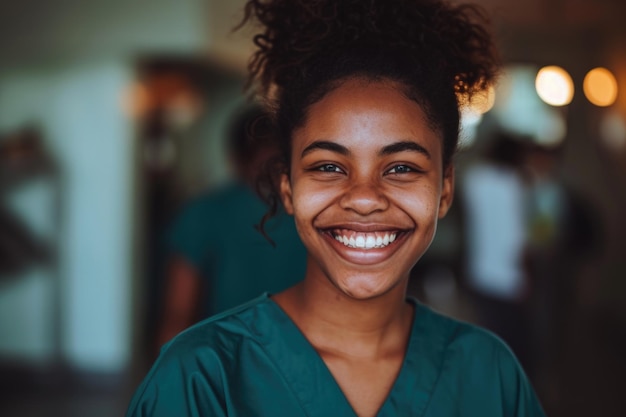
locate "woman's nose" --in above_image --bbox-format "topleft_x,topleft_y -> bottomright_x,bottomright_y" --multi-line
338,180 -> 390,215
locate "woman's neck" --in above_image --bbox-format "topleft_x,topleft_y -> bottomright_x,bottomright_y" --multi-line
274,273 -> 414,359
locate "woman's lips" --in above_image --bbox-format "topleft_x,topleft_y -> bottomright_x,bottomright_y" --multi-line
330,229 -> 397,249
318,226 -> 411,265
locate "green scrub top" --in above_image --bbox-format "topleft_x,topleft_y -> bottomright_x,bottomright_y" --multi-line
126,294 -> 546,417
166,182 -> 306,316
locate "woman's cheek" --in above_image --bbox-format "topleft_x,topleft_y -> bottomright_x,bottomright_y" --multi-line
293,181 -> 338,214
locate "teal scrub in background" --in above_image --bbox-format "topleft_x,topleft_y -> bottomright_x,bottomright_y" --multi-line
166,181 -> 306,316
126,294 -> 546,417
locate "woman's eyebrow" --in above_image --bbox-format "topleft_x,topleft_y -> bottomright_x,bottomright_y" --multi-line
379,141 -> 431,159
301,140 -> 350,158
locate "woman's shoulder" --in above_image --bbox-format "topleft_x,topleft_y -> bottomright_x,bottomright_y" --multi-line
126,295 -> 276,416
412,302 -> 546,415
162,293 -> 274,356
141,294 -> 276,385
412,300 -> 520,367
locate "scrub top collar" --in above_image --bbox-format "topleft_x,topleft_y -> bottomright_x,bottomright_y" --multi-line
246,293 -> 447,417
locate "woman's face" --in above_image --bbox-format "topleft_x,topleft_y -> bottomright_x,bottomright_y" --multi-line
280,78 -> 454,300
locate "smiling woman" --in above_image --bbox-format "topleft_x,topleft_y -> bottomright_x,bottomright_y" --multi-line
125,1 -> 546,416
279,79 -> 451,301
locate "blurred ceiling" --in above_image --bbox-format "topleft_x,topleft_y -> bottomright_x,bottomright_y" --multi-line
0,0 -> 624,69
206,0 -> 626,69
474,0 -> 626,29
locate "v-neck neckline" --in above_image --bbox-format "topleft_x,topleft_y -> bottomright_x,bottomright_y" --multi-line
255,294 -> 444,417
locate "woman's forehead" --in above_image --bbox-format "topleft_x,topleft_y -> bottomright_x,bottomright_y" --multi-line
290,80 -> 442,162
297,80 -> 436,138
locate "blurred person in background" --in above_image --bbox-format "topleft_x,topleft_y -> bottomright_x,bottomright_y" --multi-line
523,142 -> 603,396
156,103 -> 306,348
461,132 -> 533,373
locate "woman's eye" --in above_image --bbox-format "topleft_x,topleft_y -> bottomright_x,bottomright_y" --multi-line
387,165 -> 413,174
318,164 -> 343,173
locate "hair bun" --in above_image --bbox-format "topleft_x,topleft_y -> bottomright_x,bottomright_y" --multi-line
240,0 -> 499,100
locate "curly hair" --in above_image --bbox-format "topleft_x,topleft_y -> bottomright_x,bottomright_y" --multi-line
237,0 -> 500,237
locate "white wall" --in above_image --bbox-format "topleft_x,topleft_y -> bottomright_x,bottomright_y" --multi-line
0,63 -> 135,372
0,0 -> 210,373
54,63 -> 136,371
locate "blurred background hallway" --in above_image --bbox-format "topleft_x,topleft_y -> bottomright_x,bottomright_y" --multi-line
1,0 -> 625,416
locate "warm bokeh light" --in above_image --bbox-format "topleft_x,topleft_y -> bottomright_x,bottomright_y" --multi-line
583,67 -> 618,107
535,66 -> 574,106
493,65 -> 568,146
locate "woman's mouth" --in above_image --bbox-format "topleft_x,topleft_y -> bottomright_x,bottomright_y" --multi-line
329,229 -> 399,250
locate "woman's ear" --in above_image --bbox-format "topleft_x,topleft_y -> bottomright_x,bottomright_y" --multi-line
438,165 -> 455,219
279,173 -> 294,215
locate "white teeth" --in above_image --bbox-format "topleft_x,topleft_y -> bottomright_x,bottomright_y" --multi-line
333,231 -> 398,250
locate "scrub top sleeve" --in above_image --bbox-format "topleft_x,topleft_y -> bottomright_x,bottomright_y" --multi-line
125,348 -> 229,417
496,344 -> 547,417
165,199 -> 215,269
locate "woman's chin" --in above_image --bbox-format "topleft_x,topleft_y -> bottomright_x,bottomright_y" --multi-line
334,275 -> 399,301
